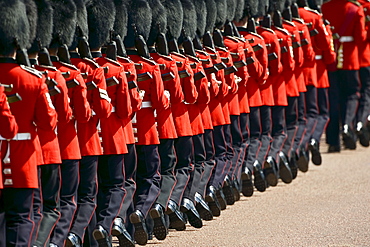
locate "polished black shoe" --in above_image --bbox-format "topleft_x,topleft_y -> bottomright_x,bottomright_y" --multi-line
231,177 -> 241,201
149,204 -> 168,241
166,200 -> 186,231
222,176 -> 236,205
278,151 -> 293,184
289,151 -> 298,179
308,138 -> 322,165
263,156 -> 278,186
180,198 -> 203,228
111,217 -> 135,247
328,145 -> 340,153
215,188 -> 227,210
92,225 -> 112,247
65,232 -> 81,247
253,160 -> 267,192
195,192 -> 213,221
129,210 -> 148,246
297,145 -> 309,172
342,125 -> 356,150
205,186 -> 221,217
356,123 -> 370,147
241,168 -> 254,197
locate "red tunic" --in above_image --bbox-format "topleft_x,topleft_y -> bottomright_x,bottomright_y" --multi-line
95,56 -> 130,153
117,56 -> 142,145
53,59 -> 91,160
322,1 -> 366,70
170,52 -> 196,137
0,86 -> 18,189
358,0 -> 370,67
257,26 -> 283,106
151,53 -> 183,139
0,61 -> 57,188
34,65 -> 72,164
129,54 -> 169,145
71,57 -> 113,156
223,36 -> 248,115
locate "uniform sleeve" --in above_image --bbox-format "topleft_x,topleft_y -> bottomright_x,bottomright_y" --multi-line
151,65 -> 170,110
34,79 -> 57,131
125,64 -> 142,113
166,60 -> 184,105
53,71 -> 73,124
71,72 -> 91,123
181,62 -> 198,104
292,28 -> 305,68
254,39 -> 269,84
268,35 -> 283,76
245,42 -> 264,80
282,36 -> 295,72
354,7 -> 367,44
313,16 -> 332,51
116,67 -> 132,119
301,25 -> 316,68
322,26 -> 337,65
0,87 -> 18,139
91,67 -> 113,119
195,66 -> 211,104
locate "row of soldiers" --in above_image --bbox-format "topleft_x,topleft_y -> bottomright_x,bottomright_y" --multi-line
0,0 -> 369,246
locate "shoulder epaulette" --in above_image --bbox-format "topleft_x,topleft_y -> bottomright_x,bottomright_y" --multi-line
292,17 -> 305,24
59,61 -> 79,71
216,46 -> 229,52
20,65 -> 43,78
304,6 -> 320,15
83,57 -> 100,69
250,32 -> 264,41
260,27 -> 276,34
104,57 -> 122,67
158,54 -> 174,61
186,55 -> 200,63
117,56 -> 133,64
274,26 -> 290,36
141,56 -> 157,66
225,36 -> 240,43
283,20 -> 296,27
348,0 -> 361,6
170,51 -> 186,58
37,65 -> 58,71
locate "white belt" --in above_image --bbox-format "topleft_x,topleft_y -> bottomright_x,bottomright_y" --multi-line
315,55 -> 322,60
0,133 -> 31,141
339,36 -> 354,43
142,101 -> 152,108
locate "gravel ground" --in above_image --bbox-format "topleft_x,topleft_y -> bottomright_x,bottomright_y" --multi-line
114,142 -> 370,247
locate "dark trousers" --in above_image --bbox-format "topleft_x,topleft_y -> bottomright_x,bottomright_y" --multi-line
269,106 -> 287,163
327,71 -> 341,146
69,156 -> 98,241
229,115 -> 244,180
209,125 -> 228,189
135,145 -> 161,218
183,134 -> 206,202
50,159 -> 79,247
356,66 -> 370,125
156,139 -> 177,208
0,192 -> 4,247
293,92 -> 307,153
198,130 -> 215,197
3,188 -> 35,247
31,168 -> 42,245
244,107 -> 261,172
283,97 -> 298,158
96,155 -> 125,232
237,113 -> 249,182
300,86 -> 318,149
257,106 -> 272,164
222,124 -> 234,180
34,164 -> 61,247
170,136 -> 193,205
312,88 -> 329,142
119,144 -> 137,227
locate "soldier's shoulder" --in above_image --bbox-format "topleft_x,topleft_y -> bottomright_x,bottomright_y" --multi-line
304,6 -> 320,15
348,0 -> 362,6
20,65 -> 43,78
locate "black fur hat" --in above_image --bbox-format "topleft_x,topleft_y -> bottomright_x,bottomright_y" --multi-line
24,0 -> 38,48
86,0 -> 116,50
0,0 -> 30,55
247,0 -> 259,17
69,0 -> 88,50
307,0 -> 322,11
29,0 -> 53,53
257,0 -> 269,16
214,0 -> 227,29
234,0 -> 245,21
49,0 -> 77,48
125,0 -> 152,48
163,0 -> 183,40
205,0 -> 217,32
275,0 -> 286,12
193,0 -> 207,36
226,0 -> 236,22
181,0 -> 197,40
147,0 -> 167,46
113,0 -> 129,38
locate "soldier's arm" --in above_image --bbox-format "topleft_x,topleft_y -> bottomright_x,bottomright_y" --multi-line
0,87 -> 18,139
91,67 -> 113,119
34,79 -> 57,131
72,72 -> 91,123
116,67 -> 132,119
53,71 -> 73,124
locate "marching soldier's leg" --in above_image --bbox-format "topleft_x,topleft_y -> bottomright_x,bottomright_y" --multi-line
221,124 -> 236,206
4,188 -> 35,246
257,106 -> 272,172
34,164 -> 61,247
0,192 -> 4,247
31,168 -> 43,245
326,71 -> 341,152
355,66 -> 370,147
293,92 -> 307,168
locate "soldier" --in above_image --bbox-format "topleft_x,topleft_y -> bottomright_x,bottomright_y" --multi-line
0,1 -> 57,246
